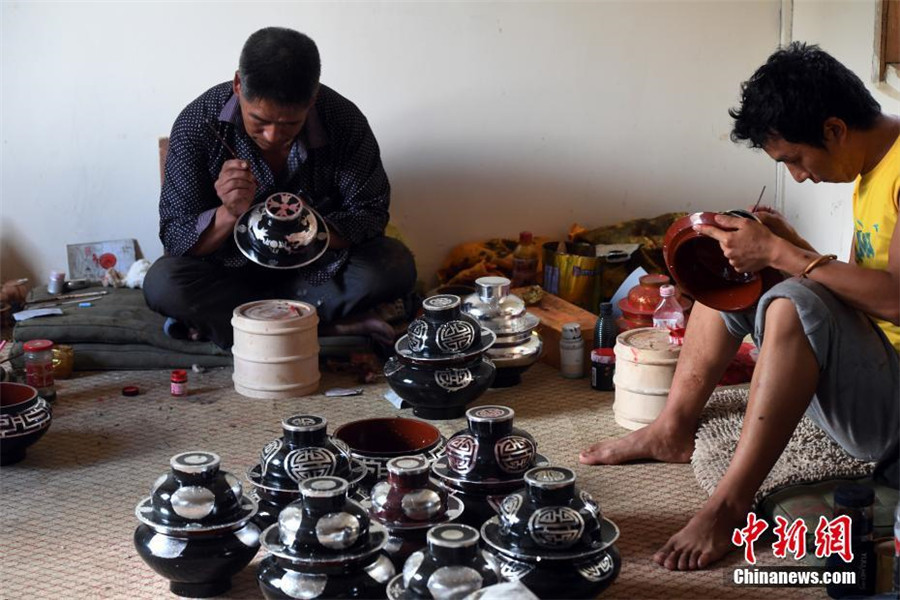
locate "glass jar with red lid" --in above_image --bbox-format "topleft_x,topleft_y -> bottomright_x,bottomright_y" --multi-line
23,339 -> 56,401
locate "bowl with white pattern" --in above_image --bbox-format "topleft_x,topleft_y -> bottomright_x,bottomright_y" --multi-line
234,192 -> 330,269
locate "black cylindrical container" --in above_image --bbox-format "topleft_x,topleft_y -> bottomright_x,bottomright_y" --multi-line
826,483 -> 876,598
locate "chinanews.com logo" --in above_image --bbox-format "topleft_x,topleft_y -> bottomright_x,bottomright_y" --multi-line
729,512 -> 857,587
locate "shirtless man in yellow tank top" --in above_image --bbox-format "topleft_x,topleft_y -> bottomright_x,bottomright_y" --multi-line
580,42 -> 900,571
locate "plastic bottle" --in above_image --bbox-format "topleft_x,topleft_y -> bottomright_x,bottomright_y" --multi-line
591,302 -> 617,391
652,285 -> 685,331
511,231 -> 539,287
559,322 -> 584,379
826,483 -> 876,598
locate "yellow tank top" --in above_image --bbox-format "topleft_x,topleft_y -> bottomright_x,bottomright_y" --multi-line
852,129 -> 900,351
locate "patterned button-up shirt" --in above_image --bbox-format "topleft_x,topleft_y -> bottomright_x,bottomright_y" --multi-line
159,81 -> 391,284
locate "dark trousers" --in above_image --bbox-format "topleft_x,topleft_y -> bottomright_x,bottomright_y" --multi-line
143,237 -> 416,348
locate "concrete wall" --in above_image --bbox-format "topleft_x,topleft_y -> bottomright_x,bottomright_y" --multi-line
1,1 -> 782,287
784,0 -> 900,259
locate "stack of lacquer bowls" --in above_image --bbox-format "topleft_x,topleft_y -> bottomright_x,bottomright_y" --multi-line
463,277 -> 543,388
430,405 -> 549,529
134,451 -> 261,597
385,524 -> 499,599
257,476 -> 395,599
246,415 -> 367,529
385,295 -> 497,419
480,466 -> 621,599
367,455 -> 465,565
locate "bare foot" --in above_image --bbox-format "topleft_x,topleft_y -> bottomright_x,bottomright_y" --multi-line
653,499 -> 746,570
578,419 -> 695,465
323,311 -> 396,347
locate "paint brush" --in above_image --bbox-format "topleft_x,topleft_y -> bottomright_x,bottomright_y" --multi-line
206,122 -> 240,159
751,185 -> 767,213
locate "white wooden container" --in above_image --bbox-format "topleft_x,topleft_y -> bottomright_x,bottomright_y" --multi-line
612,327 -> 681,430
231,300 -> 320,399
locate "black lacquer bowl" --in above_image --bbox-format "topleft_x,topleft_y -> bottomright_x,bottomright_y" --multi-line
479,466 -> 622,599
430,405 -> 550,529
134,451 -> 260,597
257,476 -> 395,599
235,192 -> 330,270
384,353 -> 496,420
385,524 -> 499,599
246,414 -> 367,529
0,382 -> 52,466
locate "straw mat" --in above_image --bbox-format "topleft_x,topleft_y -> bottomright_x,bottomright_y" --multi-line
0,364 -> 824,599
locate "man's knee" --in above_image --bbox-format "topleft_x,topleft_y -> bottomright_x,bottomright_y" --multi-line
142,256 -> 201,316
353,237 -> 417,297
763,298 -> 804,335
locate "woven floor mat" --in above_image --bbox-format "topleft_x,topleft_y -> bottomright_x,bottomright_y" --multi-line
0,365 -> 824,598
693,386 -> 875,506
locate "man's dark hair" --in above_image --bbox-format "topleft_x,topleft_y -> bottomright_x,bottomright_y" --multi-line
238,27 -> 321,106
730,42 -> 881,148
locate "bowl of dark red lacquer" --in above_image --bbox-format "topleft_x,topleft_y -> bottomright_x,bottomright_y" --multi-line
663,211 -> 783,312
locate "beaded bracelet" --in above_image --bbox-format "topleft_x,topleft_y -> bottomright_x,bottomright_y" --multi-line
799,254 -> 837,278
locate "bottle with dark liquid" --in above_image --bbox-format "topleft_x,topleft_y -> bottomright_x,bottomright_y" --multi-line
591,302 -> 617,391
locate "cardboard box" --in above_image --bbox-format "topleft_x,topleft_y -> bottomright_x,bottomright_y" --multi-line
515,289 -> 596,376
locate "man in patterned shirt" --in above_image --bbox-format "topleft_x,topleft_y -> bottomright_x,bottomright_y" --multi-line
144,27 -> 415,348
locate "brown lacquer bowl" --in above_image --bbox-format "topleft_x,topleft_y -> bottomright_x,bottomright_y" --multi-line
333,418 -> 446,489
663,211 -> 782,312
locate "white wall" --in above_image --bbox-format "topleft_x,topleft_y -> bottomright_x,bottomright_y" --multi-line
1,1 -> 782,287
785,0 -> 900,259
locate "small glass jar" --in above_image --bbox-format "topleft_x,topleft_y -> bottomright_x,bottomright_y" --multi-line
23,339 -> 56,401
47,270 -> 66,295
170,369 -> 188,397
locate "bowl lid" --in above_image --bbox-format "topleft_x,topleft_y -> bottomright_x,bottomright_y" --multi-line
430,453 -> 551,490
234,300 -> 316,321
480,515 -> 620,561
246,459 -> 367,493
463,277 -> 541,336
234,194 -> 330,270
366,495 -> 465,531
387,455 -> 431,477
427,523 -> 480,550
260,509 -> 388,565
478,466 -> 619,560
247,417 -> 366,492
283,414 -> 328,433
135,450 -> 257,535
466,405 -> 515,423
394,328 -> 497,362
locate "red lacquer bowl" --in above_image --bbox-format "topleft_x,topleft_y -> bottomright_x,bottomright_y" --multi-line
663,212 -> 782,312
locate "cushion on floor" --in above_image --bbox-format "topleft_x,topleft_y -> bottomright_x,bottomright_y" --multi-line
692,386 -> 876,507
12,286 -> 371,370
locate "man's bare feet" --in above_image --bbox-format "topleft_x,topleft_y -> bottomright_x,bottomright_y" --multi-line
323,311 -> 396,347
579,419 -> 695,465
653,498 -> 746,570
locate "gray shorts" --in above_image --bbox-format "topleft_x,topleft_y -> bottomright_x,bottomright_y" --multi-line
720,278 -> 899,461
